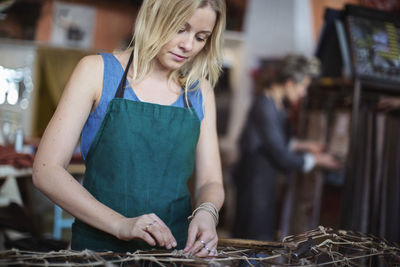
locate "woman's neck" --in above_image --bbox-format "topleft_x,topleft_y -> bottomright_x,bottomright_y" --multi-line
127,55 -> 172,84
149,60 -> 172,81
264,84 -> 285,109
132,59 -> 181,99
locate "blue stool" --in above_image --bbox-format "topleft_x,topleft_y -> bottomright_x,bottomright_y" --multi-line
53,205 -> 74,240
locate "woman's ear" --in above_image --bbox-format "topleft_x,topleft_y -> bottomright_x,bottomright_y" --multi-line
284,79 -> 294,88
283,79 -> 295,95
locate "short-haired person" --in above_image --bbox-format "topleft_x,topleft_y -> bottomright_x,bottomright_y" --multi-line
33,0 -> 226,256
233,55 -> 339,241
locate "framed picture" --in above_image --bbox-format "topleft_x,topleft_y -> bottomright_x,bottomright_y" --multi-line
226,0 -> 248,32
51,2 -> 96,48
361,0 -> 400,12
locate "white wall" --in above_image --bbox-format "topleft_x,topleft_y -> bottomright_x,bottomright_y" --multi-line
294,0 -> 314,56
0,40 -> 37,140
244,0 -> 313,58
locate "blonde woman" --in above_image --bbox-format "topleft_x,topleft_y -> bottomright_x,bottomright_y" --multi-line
33,0 -> 225,256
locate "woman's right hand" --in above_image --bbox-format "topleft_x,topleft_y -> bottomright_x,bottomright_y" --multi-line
114,213 -> 177,249
314,153 -> 340,170
294,140 -> 325,154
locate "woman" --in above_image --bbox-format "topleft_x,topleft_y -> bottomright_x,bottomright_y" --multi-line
233,55 -> 339,241
33,0 -> 225,256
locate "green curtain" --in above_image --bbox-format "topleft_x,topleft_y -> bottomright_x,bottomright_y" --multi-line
34,46 -> 91,136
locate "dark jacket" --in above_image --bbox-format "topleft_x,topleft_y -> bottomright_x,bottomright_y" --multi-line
233,93 -> 304,240
239,93 -> 304,172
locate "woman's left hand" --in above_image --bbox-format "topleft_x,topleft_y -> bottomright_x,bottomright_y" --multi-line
184,210 -> 218,257
295,140 -> 325,154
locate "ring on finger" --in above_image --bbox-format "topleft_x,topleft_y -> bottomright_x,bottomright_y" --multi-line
145,224 -> 151,231
200,240 -> 206,247
145,220 -> 157,231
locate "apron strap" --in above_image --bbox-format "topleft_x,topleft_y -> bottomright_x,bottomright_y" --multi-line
114,51 -> 134,99
114,50 -> 193,109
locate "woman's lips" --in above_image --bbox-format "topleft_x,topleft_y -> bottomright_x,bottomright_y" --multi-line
170,52 -> 188,62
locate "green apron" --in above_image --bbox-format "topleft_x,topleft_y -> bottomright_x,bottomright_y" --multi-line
71,52 -> 201,252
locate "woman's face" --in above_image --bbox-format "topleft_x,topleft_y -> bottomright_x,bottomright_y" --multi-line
284,77 -> 311,104
155,6 -> 217,72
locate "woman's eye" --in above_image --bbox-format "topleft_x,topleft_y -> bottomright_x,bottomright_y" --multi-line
196,36 -> 207,42
178,28 -> 185,33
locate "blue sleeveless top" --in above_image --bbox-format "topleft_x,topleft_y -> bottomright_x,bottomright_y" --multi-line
80,53 -> 204,161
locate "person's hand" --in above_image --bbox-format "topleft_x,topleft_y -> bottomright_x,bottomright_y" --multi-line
219,137 -> 239,167
114,213 -> 177,249
304,141 -> 325,153
378,97 -> 400,112
295,140 -> 325,154
184,210 -> 218,257
314,153 -> 340,170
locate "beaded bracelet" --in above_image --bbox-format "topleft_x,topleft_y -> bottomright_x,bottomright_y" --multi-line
187,202 -> 219,226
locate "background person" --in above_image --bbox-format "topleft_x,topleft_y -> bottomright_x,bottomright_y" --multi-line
233,54 -> 339,241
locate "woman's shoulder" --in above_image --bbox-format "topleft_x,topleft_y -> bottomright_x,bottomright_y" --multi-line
68,55 -> 104,104
251,93 -> 278,117
199,79 -> 211,90
253,92 -> 272,107
197,79 -> 213,99
74,54 -> 104,77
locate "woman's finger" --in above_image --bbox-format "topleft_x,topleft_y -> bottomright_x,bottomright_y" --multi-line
139,230 -> 156,247
192,239 -> 207,255
149,214 -> 176,245
184,224 -> 198,252
206,237 -> 219,256
196,236 -> 217,257
144,219 -> 173,248
190,232 -> 214,255
143,220 -> 165,247
146,214 -> 176,248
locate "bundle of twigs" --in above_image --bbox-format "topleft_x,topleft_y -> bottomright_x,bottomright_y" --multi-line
0,226 -> 399,266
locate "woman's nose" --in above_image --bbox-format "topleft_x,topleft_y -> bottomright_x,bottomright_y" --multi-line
179,35 -> 193,51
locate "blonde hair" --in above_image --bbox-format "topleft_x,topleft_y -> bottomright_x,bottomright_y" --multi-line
128,0 -> 226,93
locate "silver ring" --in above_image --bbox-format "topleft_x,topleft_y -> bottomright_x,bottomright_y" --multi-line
145,220 -> 157,231
205,246 -> 210,252
200,240 -> 206,247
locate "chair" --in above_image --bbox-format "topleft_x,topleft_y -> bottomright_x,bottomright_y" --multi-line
53,205 -> 73,240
